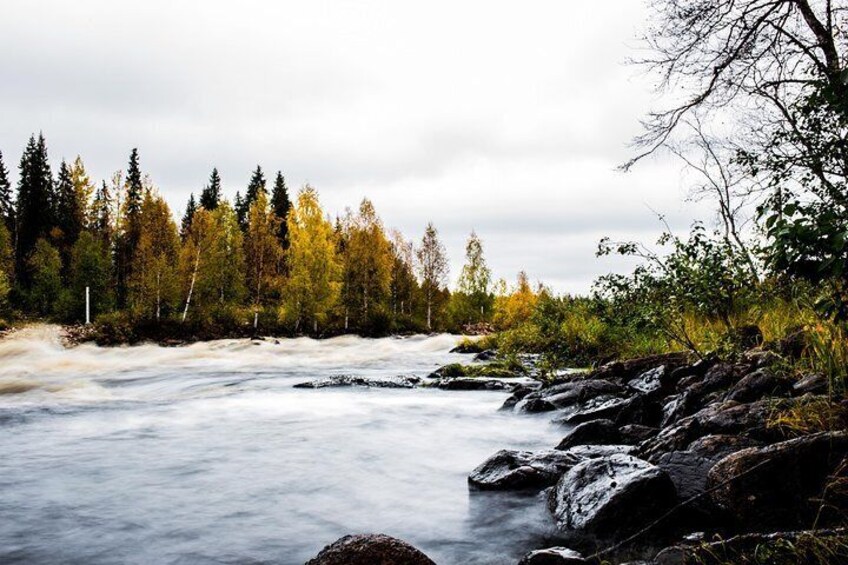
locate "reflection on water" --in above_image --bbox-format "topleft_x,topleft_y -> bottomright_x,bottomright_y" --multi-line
0,326 -> 560,564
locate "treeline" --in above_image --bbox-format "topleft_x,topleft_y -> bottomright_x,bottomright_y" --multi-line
0,134 -> 532,338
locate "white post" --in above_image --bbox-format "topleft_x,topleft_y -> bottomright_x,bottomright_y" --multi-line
85,286 -> 91,325
254,311 -> 259,331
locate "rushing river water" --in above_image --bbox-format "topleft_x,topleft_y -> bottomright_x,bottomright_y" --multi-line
0,326 -> 561,565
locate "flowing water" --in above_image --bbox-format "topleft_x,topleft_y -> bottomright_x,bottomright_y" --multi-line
0,326 -> 561,565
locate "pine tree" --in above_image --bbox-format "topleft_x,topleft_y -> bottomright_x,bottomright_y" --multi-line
283,185 -> 341,333
125,148 -> 143,229
271,171 -> 291,248
16,134 -> 54,285
199,167 -> 222,211
416,222 -> 449,331
181,193 -> 197,241
0,150 -> 13,232
90,181 -> 114,248
115,149 -> 144,308
234,191 -> 246,230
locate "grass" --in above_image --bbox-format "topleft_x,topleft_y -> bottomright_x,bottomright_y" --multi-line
767,396 -> 848,438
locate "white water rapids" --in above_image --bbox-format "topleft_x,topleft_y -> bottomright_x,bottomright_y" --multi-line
0,326 -> 561,564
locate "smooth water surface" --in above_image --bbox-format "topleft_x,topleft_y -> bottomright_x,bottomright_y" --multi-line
0,326 -> 561,564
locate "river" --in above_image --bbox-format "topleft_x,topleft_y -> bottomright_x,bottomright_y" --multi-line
0,326 -> 561,564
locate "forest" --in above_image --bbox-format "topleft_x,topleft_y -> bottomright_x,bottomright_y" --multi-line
0,138 -> 535,341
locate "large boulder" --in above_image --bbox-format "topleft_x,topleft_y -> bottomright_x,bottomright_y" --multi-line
686,434 -> 763,460
793,373 -> 829,396
627,366 -> 667,397
435,377 -> 510,391
549,454 -> 677,536
708,431 -> 848,530
468,446 -> 629,490
593,352 -> 690,382
516,380 -> 623,414
306,534 -> 435,565
500,383 -> 540,411
519,547 -> 587,565
552,395 -> 630,426
655,450 -> 718,523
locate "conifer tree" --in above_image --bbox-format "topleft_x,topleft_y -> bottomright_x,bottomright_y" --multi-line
199,168 -> 222,211
388,229 -> 418,320
237,166 -> 265,229
116,149 -> 144,308
283,185 -> 341,333
234,191 -> 246,230
55,160 -> 84,272
16,134 -> 54,284
0,150 -> 12,232
0,222 -> 12,311
70,156 -> 95,230
90,181 -> 114,248
181,193 -> 197,241
416,222 -> 449,331
271,171 -> 291,248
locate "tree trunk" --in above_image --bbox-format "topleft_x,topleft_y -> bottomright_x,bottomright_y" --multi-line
182,249 -> 200,323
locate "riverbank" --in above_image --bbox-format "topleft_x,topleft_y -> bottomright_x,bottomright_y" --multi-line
309,335 -> 847,564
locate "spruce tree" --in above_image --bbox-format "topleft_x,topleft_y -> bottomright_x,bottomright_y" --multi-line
199,167 -> 222,211
91,181 -> 113,248
236,166 -> 265,228
0,150 -> 12,232
234,191 -> 247,230
125,148 -> 143,228
271,171 -> 291,248
55,160 -> 84,269
181,193 -> 197,241
15,133 -> 54,284
116,148 -> 143,308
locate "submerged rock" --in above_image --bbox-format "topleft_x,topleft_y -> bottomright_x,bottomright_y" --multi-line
294,375 -> 421,389
549,454 -> 677,536
435,377 -> 510,391
306,534 -> 435,565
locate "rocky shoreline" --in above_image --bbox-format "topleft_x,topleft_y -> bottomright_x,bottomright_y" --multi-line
304,338 -> 848,564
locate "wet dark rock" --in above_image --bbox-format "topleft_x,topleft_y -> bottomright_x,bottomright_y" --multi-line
661,392 -> 699,428
681,363 -> 739,400
638,398 -> 784,462
435,377 -> 510,391
614,394 -> 664,427
627,366 -> 667,396
686,434 -> 763,461
469,446 -> 630,491
741,349 -> 783,370
593,352 -> 691,382
793,373 -> 829,396
663,356 -> 718,390
724,368 -> 793,403
518,380 -> 623,414
305,534 -> 436,565
619,424 -> 660,444
518,547 -> 587,565
500,383 -> 541,411
708,431 -> 848,530
549,454 -> 677,536
556,419 -> 619,450
294,375 -> 421,389
553,395 -> 630,426
473,349 -> 498,361
655,451 -> 717,522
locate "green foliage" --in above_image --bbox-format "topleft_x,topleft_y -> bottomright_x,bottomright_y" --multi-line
61,231 -> 114,322
26,239 -> 62,316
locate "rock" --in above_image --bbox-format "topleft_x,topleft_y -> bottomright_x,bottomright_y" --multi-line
660,392 -> 699,428
594,352 -> 691,382
614,394 -> 664,427
655,451 -> 718,524
708,431 -> 848,530
549,454 -> 677,536
305,534 -> 435,565
435,377 -> 510,391
793,373 -> 829,395
686,434 -> 763,460
681,363 -> 739,399
724,368 -> 793,403
473,349 -> 498,362
627,366 -> 666,396
518,380 -> 623,413
663,356 -> 718,390
294,375 -> 421,389
450,342 -> 484,354
619,424 -> 660,444
556,419 -> 619,450
552,395 -> 628,426
428,363 -> 466,378
519,547 -> 587,565
741,349 -> 783,369
499,383 -> 540,411
469,446 -> 629,490
638,398 -> 784,462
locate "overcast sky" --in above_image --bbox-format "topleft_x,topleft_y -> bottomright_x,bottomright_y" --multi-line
0,1 -> 713,293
